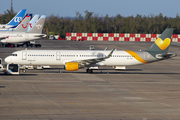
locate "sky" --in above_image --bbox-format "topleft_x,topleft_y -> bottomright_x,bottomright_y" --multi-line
0,0 -> 180,18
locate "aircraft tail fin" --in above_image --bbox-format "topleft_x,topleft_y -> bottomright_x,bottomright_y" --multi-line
146,28 -> 174,56
7,9 -> 26,26
13,14 -> 31,32
27,14 -> 39,32
28,15 -> 46,33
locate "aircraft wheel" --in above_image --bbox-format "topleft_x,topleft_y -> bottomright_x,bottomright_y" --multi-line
86,69 -> 93,73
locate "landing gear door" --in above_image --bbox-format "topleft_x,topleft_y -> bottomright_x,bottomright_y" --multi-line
56,51 -> 61,60
22,51 -> 27,60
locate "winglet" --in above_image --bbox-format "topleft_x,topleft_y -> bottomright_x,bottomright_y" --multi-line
107,49 -> 115,58
104,47 -> 108,50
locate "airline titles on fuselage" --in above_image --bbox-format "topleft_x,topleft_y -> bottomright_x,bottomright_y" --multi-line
5,34 -> 23,38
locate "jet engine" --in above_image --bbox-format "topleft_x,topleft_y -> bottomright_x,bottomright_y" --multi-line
65,62 -> 80,71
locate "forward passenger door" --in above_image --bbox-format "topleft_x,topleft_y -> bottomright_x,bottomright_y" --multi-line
22,51 -> 27,60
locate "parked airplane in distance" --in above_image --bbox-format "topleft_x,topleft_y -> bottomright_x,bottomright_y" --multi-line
0,14 -> 32,32
5,28 -> 176,73
0,9 -> 26,29
27,15 -> 39,32
0,15 -> 46,43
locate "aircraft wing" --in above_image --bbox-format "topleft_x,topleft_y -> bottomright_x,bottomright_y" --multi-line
68,49 -> 115,66
0,37 -> 6,40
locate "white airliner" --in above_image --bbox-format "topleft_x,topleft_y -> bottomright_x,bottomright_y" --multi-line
5,28 -> 176,73
0,15 -> 46,43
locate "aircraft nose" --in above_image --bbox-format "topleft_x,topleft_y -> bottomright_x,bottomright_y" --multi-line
4,57 -> 11,63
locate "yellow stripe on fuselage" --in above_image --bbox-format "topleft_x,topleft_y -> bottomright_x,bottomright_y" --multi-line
125,50 -> 147,63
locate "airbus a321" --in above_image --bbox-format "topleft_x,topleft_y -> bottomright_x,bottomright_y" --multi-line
5,28 -> 176,73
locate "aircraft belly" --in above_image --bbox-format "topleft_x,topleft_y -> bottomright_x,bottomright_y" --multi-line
7,37 -> 25,43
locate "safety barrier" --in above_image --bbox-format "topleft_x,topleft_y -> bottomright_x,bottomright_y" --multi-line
66,33 -> 180,42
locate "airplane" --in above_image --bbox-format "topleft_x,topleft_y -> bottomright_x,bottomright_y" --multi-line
0,9 -> 26,29
0,14 -> 32,32
27,14 -> 39,32
0,14 -> 39,32
0,15 -> 46,43
4,28 -> 176,73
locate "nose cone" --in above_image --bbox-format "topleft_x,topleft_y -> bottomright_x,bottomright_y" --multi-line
5,57 -> 11,63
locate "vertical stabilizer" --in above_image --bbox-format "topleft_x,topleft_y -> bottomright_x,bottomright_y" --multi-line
146,28 -> 174,55
27,14 -> 39,32
14,15 -> 31,32
7,9 -> 26,26
28,15 -> 46,33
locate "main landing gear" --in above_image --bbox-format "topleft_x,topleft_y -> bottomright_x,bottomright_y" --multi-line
86,69 -> 93,73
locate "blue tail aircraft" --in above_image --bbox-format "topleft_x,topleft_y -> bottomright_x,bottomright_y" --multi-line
0,9 -> 26,29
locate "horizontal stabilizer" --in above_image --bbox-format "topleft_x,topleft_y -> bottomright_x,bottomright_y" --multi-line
156,52 -> 177,59
33,34 -> 45,37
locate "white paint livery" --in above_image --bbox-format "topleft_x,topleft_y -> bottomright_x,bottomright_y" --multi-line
5,50 -> 144,66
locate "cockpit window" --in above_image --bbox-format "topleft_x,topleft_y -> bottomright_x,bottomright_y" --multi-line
11,54 -> 17,56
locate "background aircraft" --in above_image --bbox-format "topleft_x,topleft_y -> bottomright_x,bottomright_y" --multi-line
0,9 -> 26,29
0,14 -> 32,32
4,28 -> 176,73
27,14 -> 39,32
0,15 -> 46,44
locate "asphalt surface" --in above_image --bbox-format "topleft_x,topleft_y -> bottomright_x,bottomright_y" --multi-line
0,40 -> 180,120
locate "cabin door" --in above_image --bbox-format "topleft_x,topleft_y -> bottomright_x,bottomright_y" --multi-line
22,51 -> 27,60
56,51 -> 61,60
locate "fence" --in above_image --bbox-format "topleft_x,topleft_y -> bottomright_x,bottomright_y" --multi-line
66,33 -> 180,42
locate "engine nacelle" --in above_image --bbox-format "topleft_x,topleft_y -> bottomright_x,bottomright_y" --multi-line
65,62 -> 79,71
